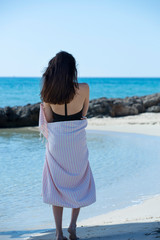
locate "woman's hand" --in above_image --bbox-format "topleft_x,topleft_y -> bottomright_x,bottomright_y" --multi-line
81,116 -> 87,120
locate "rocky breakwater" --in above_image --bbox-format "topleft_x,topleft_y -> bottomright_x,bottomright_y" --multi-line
0,93 -> 160,128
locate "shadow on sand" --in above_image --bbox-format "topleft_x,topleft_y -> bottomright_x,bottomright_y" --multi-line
1,221 -> 160,240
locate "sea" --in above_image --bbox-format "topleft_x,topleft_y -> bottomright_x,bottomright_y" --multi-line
0,77 -> 160,107
0,77 -> 160,240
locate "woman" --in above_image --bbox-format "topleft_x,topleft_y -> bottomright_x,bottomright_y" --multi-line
39,51 -> 96,240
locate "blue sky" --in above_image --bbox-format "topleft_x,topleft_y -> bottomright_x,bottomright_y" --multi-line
0,0 -> 160,77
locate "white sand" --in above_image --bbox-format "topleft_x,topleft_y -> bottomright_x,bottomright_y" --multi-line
76,194 -> 160,239
27,113 -> 160,240
86,112 -> 160,136
27,194 -> 160,240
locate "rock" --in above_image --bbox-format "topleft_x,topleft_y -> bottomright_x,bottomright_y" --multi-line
96,114 -> 104,118
0,103 -> 40,128
146,105 -> 160,113
142,93 -> 160,108
133,103 -> 144,113
0,108 -> 7,124
110,103 -> 139,117
0,93 -> 160,128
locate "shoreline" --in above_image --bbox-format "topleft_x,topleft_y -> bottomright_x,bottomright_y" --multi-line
27,193 -> 160,240
24,112 -> 160,137
25,113 -> 160,240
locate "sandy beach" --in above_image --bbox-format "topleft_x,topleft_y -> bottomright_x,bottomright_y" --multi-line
86,112 -> 160,136
27,112 -> 160,240
27,194 -> 160,240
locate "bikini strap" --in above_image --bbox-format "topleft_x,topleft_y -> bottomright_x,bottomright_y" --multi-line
65,101 -> 67,116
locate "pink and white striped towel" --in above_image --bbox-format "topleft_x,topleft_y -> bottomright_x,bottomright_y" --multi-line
39,103 -> 96,208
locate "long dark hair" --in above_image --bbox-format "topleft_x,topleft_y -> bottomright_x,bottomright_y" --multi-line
40,51 -> 79,104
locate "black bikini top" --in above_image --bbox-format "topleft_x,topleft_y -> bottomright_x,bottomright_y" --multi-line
52,102 -> 83,122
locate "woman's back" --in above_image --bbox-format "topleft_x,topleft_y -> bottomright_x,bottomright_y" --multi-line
48,83 -> 89,122
52,102 -> 83,122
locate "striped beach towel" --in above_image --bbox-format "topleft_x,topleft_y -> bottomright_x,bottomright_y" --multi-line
39,103 -> 96,208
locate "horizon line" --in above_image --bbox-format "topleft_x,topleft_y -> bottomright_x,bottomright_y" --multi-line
0,76 -> 160,78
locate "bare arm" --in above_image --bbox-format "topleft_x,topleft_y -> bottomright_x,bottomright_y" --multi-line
43,102 -> 54,123
82,84 -> 90,117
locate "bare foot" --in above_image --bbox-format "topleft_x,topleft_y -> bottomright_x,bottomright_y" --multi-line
67,225 -> 79,240
55,231 -> 68,240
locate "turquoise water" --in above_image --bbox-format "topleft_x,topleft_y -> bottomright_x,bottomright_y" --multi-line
0,77 -> 160,107
0,128 -> 160,239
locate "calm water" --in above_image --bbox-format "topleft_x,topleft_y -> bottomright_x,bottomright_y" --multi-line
0,77 -> 160,107
0,128 -> 160,239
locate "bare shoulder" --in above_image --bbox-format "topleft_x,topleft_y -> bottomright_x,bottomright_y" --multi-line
78,83 -> 89,93
77,83 -> 89,99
